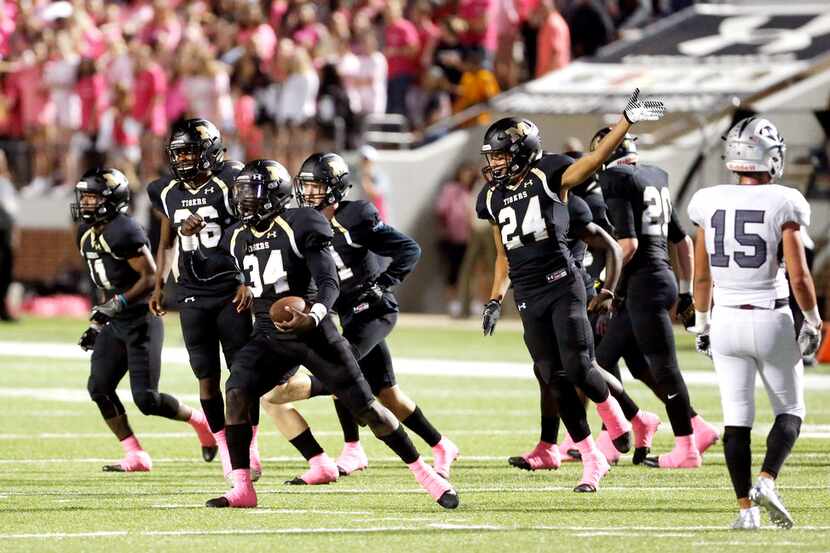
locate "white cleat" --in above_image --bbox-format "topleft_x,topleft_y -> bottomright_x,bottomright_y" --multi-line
750,477 -> 794,529
731,506 -> 761,530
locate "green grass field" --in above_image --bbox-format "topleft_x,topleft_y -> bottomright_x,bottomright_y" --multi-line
1,315 -> 829,552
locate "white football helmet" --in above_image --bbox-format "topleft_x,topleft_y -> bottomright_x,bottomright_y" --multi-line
724,117 -> 786,179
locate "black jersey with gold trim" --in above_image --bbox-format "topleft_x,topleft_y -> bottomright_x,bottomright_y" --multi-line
475,153 -> 576,300
222,207 -> 336,329
77,213 -> 150,308
147,161 -> 243,301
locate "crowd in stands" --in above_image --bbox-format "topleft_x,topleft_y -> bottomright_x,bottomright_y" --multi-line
0,0 -> 689,195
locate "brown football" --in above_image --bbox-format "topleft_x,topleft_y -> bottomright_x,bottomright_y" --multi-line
269,296 -> 308,323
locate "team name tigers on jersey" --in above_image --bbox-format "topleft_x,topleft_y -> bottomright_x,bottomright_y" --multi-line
503,190 -> 529,205
247,241 -> 271,253
181,197 -> 208,208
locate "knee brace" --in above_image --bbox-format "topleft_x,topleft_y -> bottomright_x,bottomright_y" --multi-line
353,402 -> 396,435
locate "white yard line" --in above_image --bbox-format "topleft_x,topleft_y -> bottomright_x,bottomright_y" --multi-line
3,341 -> 830,388
2,524 -> 830,540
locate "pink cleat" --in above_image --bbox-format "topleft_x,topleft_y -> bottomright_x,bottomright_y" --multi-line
188,410 -> 218,462
645,435 -> 702,469
206,469 -> 257,508
432,437 -> 460,480
508,441 -> 561,471
573,436 -> 610,492
285,453 -> 339,485
103,450 -> 152,472
691,415 -> 719,455
409,457 -> 459,509
559,432 -> 580,462
595,397 -> 632,453
596,431 -> 621,465
214,429 -> 232,481
335,441 -> 369,476
631,410 -> 662,465
249,425 -> 262,482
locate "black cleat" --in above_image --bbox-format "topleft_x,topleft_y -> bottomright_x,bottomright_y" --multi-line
284,476 -> 308,485
567,449 -> 582,460
573,483 -> 597,493
643,455 -> 660,468
437,490 -> 459,509
612,431 -> 631,454
205,496 -> 231,508
632,447 -> 649,465
508,456 -> 532,471
102,463 -> 126,472
202,445 -> 218,463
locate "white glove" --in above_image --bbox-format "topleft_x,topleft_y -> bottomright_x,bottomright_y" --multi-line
623,88 -> 666,124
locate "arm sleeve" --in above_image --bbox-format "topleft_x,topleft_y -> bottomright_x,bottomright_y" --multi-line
352,202 -> 421,288
297,209 -> 339,309
108,217 -> 148,259
600,171 -> 637,239
667,210 -> 687,244
567,195 -> 593,237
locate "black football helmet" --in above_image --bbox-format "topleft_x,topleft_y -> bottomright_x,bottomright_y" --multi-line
71,167 -> 130,224
167,118 -> 225,185
480,117 -> 541,186
294,152 -> 351,209
233,159 -> 293,225
590,126 -> 638,169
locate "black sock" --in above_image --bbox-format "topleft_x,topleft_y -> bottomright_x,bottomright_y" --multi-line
308,375 -> 330,398
664,389 -> 694,436
613,389 -> 641,421
540,416 -> 559,444
557,382 -> 591,442
401,406 -> 442,448
225,423 -> 252,470
761,414 -> 801,478
334,398 -> 360,442
379,425 -> 419,464
248,402 -> 260,427
723,426 -> 752,499
200,395 -> 225,433
289,428 -> 325,461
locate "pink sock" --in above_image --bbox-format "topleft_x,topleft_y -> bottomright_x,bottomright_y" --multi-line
188,409 -> 207,428
120,435 -> 142,454
251,425 -> 259,441
573,435 -> 598,458
675,435 -> 695,451
407,456 -> 428,473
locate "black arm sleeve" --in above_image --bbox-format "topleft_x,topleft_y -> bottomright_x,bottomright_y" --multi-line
667,211 -> 686,244
353,205 -> 421,288
606,198 -> 636,239
306,246 -> 340,310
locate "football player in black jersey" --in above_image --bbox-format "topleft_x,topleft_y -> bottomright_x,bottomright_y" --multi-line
205,160 -> 458,509
72,168 -> 213,472
147,118 -> 258,479
592,127 -> 719,468
477,89 -> 665,491
260,153 -> 460,484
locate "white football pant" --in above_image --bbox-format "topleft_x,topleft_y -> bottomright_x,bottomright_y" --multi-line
710,305 -> 805,427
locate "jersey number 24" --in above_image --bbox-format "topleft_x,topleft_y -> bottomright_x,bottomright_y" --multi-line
498,196 -> 548,250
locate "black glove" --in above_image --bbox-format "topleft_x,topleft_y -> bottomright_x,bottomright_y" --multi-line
695,333 -> 711,358
78,326 -> 100,351
482,299 -> 501,336
91,294 -> 126,325
354,280 -> 385,309
677,292 -> 695,328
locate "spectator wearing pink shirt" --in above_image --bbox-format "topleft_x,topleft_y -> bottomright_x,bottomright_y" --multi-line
535,0 -> 570,77
411,0 -> 440,72
457,0 -> 498,59
67,57 -> 107,190
96,84 -> 141,183
139,1 -> 183,55
131,41 -> 168,181
237,2 -> 276,66
435,161 -> 478,317
383,0 -> 420,118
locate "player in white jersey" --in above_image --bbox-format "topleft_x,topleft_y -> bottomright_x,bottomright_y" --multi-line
687,117 -> 823,530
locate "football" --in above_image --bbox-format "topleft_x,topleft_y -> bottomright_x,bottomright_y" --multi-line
269,296 -> 308,323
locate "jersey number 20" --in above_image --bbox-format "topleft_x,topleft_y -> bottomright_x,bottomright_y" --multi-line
642,186 -> 672,237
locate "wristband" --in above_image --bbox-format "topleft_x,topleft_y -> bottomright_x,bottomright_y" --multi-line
116,294 -> 128,307
678,280 -> 691,295
308,303 -> 327,326
695,310 -> 709,328
803,305 -> 821,327
599,288 -> 615,298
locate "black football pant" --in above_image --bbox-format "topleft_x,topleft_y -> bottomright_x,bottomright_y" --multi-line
87,309 -> 180,421
342,309 -> 398,395
596,269 -> 694,436
519,278 -> 611,442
